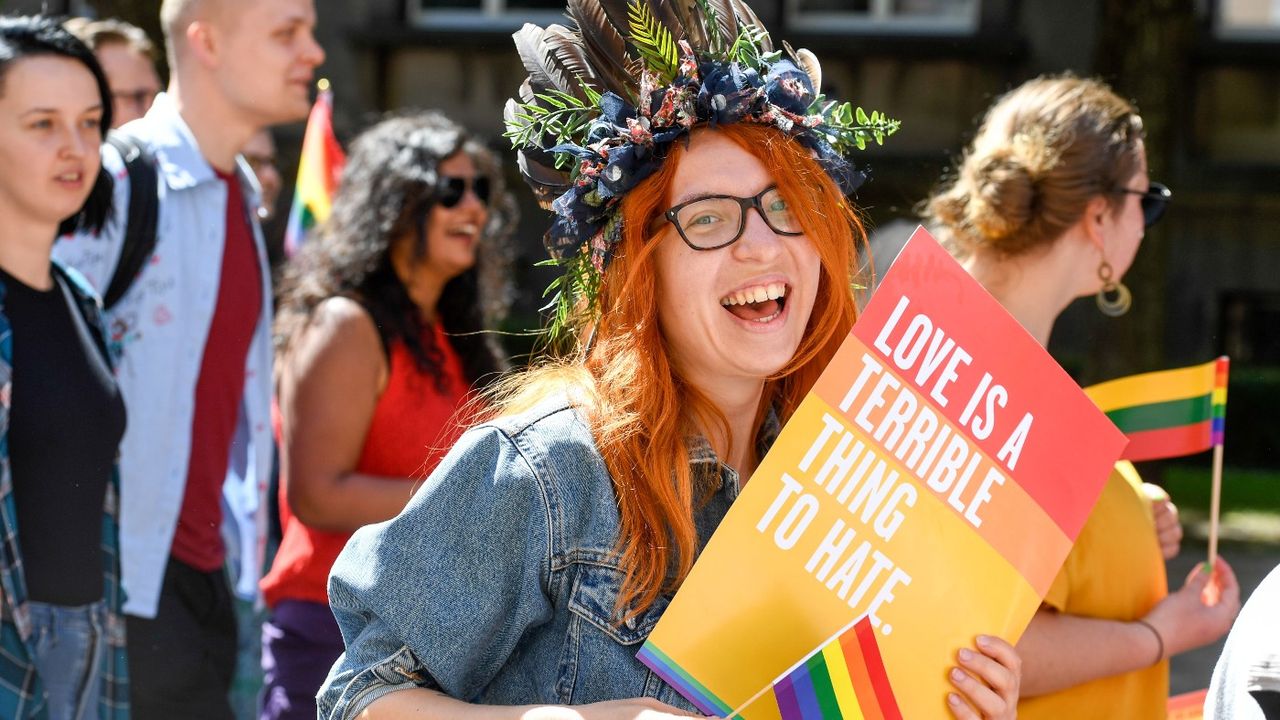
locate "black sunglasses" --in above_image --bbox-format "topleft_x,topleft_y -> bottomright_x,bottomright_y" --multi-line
436,175 -> 491,208
1115,181 -> 1171,228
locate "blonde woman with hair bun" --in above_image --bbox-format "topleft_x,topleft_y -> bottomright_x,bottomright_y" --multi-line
925,74 -> 1241,718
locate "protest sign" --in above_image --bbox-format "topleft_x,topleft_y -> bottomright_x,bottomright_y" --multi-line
639,227 -> 1127,718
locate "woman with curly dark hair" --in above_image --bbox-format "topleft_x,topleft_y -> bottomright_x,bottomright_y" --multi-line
258,110 -> 514,720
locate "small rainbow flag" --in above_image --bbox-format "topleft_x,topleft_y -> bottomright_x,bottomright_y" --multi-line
1084,357 -> 1229,462
723,616 -> 901,720
284,82 -> 345,257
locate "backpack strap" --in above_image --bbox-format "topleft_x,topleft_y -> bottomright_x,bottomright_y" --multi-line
103,132 -> 160,310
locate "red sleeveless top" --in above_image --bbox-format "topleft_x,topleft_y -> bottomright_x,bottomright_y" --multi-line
260,324 -> 470,607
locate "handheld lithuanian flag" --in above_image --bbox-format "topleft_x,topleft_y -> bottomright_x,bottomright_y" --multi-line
1083,357 -> 1229,462
284,80 -> 345,257
724,616 -> 901,720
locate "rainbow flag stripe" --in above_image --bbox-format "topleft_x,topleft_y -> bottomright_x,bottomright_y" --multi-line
284,88 -> 345,257
772,617 -> 901,720
1084,357 -> 1229,462
638,616 -> 901,719
636,642 -> 733,716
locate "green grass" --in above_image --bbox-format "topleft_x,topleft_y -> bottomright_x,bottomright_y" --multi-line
1159,464 -> 1280,514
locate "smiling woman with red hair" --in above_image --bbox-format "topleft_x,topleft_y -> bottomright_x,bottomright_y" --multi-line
316,2 -> 1022,719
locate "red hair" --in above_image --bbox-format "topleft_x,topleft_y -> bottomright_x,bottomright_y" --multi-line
490,123 -> 865,618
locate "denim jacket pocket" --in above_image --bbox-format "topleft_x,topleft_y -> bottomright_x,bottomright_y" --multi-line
568,562 -> 668,644
560,562 -> 673,705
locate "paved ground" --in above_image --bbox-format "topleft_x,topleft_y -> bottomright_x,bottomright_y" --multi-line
1169,536 -> 1280,694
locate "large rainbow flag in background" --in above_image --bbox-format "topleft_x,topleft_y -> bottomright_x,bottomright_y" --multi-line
1084,357 -> 1229,461
716,616 -> 901,720
284,82 -> 345,257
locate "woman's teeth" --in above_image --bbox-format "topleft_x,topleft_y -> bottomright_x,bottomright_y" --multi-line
719,282 -> 787,307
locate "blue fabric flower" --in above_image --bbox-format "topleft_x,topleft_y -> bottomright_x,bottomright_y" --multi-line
598,144 -> 660,199
764,59 -> 816,115
696,61 -> 763,125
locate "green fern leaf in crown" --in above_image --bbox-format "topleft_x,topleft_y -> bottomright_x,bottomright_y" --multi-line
627,0 -> 679,84
695,0 -> 725,53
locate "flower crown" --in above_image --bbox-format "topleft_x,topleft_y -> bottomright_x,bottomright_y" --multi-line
504,0 -> 899,340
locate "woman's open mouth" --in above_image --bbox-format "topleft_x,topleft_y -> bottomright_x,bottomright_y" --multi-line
720,282 -> 788,323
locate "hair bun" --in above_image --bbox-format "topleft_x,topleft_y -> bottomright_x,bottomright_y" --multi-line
965,131 -> 1059,250
924,75 -> 1143,258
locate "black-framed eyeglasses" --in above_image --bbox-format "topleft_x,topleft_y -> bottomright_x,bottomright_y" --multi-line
661,185 -> 803,251
1115,181 -> 1171,228
436,175 -> 491,208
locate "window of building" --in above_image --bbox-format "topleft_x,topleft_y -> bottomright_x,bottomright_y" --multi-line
1215,0 -> 1280,39
1220,291 -> 1280,365
788,0 -> 980,34
408,0 -> 562,30
1193,66 -> 1280,165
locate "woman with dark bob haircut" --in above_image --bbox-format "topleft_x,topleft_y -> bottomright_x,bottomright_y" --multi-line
258,110 -> 514,720
0,13 -> 129,720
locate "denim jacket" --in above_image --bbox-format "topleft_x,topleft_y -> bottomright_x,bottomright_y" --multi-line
319,398 -> 779,719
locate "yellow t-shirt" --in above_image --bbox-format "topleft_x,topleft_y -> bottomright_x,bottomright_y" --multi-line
1018,461 -> 1169,720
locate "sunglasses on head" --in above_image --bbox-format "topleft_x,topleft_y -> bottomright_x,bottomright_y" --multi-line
436,175 -> 491,208
1115,181 -> 1171,228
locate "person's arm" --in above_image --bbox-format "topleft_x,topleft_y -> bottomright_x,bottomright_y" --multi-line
279,296 -> 422,532
1018,558 -> 1241,697
361,691 -> 702,719
356,641 -> 1019,720
319,425 -> 560,720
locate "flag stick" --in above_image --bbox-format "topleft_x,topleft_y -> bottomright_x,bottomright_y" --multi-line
1207,442 -> 1224,568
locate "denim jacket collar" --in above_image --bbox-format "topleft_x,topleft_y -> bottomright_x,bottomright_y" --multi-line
685,405 -> 783,499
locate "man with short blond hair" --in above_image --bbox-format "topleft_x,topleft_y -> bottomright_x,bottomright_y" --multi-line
54,1 -> 324,717
64,17 -> 163,126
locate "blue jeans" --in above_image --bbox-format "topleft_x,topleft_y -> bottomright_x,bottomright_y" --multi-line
28,601 -> 105,720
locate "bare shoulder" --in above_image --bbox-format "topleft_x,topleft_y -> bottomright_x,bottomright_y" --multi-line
309,296 -> 380,342
286,296 -> 387,386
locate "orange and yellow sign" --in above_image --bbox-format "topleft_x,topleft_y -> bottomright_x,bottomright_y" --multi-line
638,228 -> 1128,718
1167,689 -> 1207,720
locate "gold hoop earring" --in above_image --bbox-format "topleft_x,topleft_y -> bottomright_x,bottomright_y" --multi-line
1096,260 -> 1132,317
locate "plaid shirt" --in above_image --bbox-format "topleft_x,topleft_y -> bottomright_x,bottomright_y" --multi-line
0,262 -> 129,719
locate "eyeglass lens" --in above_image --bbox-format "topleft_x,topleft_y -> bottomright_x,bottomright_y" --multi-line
672,187 -> 801,249
438,176 -> 491,208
